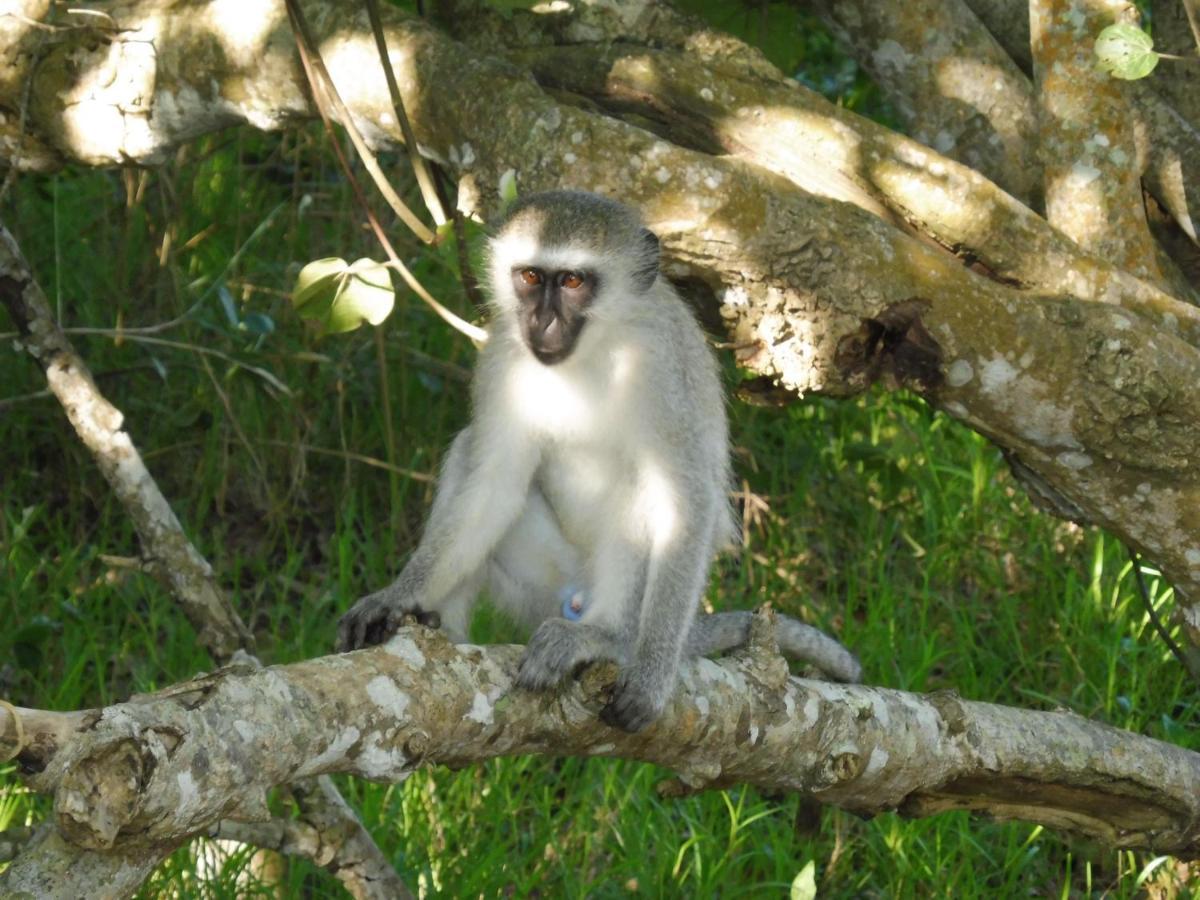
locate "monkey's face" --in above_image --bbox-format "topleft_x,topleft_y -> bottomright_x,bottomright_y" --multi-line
511,266 -> 596,365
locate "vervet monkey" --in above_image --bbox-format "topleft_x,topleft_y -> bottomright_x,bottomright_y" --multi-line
338,190 -> 861,731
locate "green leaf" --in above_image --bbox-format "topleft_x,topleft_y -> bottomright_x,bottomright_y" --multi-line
790,861 -> 818,900
217,284 -> 239,327
325,258 -> 395,334
239,312 -> 275,335
292,257 -> 349,320
292,258 -> 395,334
498,169 -> 519,206
1094,23 -> 1159,80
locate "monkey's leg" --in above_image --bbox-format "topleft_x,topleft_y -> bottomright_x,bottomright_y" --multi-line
513,525 -> 641,689
600,504 -> 718,732
515,620 -> 624,690
488,485 -> 583,629
687,612 -> 862,683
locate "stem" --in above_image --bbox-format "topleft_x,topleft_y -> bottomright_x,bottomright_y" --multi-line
284,0 -> 435,245
364,0 -> 447,226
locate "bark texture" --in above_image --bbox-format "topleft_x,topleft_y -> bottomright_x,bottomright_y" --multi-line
805,0 -> 1040,206
1031,0 -> 1167,291
960,0 -> 1200,243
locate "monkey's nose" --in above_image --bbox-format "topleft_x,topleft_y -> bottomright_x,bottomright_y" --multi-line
536,315 -> 562,342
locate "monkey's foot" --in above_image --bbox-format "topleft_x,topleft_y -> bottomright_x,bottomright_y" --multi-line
516,618 -> 622,691
600,669 -> 666,733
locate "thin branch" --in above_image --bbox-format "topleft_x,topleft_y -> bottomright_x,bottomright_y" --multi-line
1182,0 -> 1200,56
1129,550 -> 1200,683
63,330 -> 294,397
364,0 -> 447,227
0,223 -> 412,900
0,225 -> 253,659
452,207 -> 488,316
283,0 -> 435,244
256,438 -> 435,481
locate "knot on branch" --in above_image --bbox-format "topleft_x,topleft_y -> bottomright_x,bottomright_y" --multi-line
55,737 -> 150,850
835,299 -> 943,393
813,748 -> 867,790
734,606 -> 790,692
0,700 -> 27,763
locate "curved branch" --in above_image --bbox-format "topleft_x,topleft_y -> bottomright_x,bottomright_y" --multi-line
1031,0 -> 1170,291
804,0 -> 1040,207
961,0 -> 1200,245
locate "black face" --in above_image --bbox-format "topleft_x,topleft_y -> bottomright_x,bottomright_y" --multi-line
512,266 -> 596,365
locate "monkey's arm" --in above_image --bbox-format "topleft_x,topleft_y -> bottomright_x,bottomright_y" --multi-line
337,424 -> 540,650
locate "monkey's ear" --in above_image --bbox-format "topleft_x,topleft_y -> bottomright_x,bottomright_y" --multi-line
633,228 -> 660,291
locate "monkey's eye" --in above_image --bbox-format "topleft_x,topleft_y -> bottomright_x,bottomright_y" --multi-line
519,268 -> 543,286
560,272 -> 584,290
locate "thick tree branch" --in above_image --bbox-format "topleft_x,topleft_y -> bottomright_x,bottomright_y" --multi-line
804,0 -> 1040,207
4,624 -> 1199,873
1031,0 -> 1167,289
960,0 -> 1200,246
500,41 -> 1200,338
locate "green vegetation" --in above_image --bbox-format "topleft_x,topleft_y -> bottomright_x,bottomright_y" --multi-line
2,5 -> 1197,897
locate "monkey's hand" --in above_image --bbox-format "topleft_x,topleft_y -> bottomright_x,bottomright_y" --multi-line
336,589 -> 440,652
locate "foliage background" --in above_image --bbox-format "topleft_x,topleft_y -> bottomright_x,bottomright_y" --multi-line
1,1 -> 1196,895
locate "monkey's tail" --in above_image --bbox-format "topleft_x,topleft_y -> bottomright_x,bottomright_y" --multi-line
687,611 -> 862,684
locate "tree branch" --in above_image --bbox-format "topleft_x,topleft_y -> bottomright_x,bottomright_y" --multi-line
803,0 -> 1040,207
3,0 -> 1200,650
4,624 -> 1199,874
1031,0 -> 1169,290
0,226 -> 252,659
960,0 -> 1200,245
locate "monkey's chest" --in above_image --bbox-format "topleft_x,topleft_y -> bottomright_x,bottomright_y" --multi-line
537,449 -> 629,551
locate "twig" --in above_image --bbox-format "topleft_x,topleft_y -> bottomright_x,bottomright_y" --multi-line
364,0 -> 446,227
0,222 -> 410,900
255,439 -> 434,482
0,225 -> 253,658
453,207 -> 488,315
283,0 -> 435,245
63,330 -> 293,396
1182,0 -> 1200,57
1128,548 -> 1200,683
195,350 -> 269,484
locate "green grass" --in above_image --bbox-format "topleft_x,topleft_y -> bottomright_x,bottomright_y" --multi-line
2,20 -> 1198,898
